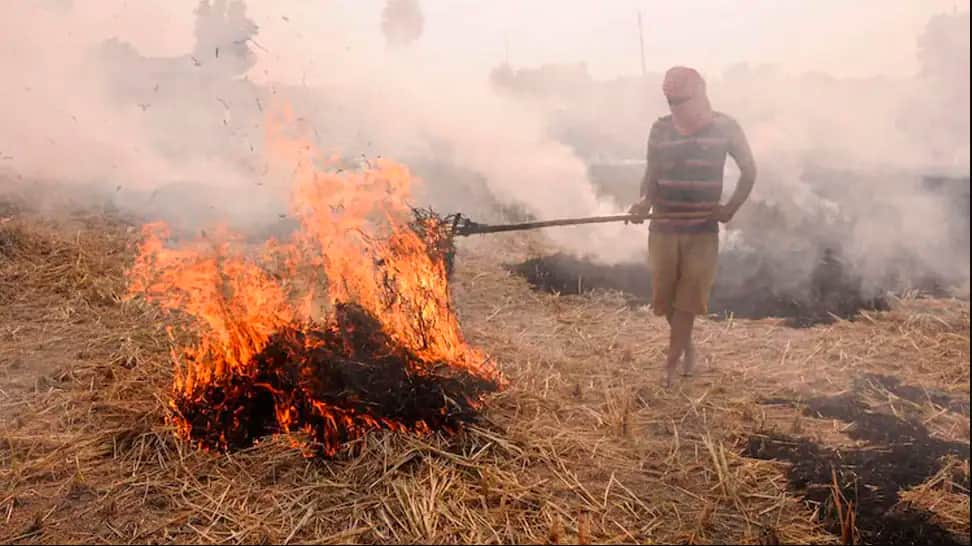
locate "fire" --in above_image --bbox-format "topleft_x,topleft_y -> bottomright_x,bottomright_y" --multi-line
128,104 -> 503,455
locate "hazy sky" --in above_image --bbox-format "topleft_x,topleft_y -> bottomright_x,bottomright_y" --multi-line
65,0 -> 968,82
4,0 -> 968,274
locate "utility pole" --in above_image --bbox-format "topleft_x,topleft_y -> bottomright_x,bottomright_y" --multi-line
637,10 -> 647,80
504,32 -> 511,66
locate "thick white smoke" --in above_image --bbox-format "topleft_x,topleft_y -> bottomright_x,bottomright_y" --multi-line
1,1 -> 623,253
493,12 -> 970,293
0,1 -> 264,225
0,2 -> 968,293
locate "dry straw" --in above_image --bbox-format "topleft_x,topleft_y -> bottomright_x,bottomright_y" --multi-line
1,200 -> 968,544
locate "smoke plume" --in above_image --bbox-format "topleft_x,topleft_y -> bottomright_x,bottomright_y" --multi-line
0,2 -> 968,295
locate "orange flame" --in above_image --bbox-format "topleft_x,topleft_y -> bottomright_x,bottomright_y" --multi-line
128,103 -> 502,453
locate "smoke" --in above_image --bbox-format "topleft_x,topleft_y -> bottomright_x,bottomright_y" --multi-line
705,13 -> 971,296
493,12 -> 970,294
0,2 -> 968,294
0,1 -> 267,228
0,3 -> 160,188
0,0 -> 619,247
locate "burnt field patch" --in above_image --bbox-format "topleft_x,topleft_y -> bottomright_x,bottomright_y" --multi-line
509,248 -> 894,327
746,374 -> 971,545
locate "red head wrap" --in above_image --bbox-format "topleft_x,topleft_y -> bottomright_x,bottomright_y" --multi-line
662,66 -> 713,135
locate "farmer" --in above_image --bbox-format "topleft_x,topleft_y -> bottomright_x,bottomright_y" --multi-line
629,66 -> 757,386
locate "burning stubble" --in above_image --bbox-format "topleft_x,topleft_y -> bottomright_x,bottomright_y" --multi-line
126,110 -> 503,455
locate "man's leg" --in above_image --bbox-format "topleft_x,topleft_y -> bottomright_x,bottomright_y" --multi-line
649,231 -> 679,383
667,311 -> 697,377
682,325 -> 697,376
671,232 -> 718,381
665,309 -> 695,386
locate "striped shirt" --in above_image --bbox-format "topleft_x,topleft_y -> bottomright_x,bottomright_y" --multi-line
643,112 -> 750,233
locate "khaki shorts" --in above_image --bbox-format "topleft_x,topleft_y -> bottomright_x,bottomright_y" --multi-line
648,231 -> 719,316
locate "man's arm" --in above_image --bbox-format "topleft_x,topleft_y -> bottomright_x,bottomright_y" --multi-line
719,119 -> 757,220
630,123 -> 661,217
639,156 -> 658,204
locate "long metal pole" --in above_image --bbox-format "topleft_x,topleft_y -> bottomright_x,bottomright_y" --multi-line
455,212 -> 709,237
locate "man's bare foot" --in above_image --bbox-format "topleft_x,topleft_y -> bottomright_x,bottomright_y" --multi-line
663,359 -> 678,388
682,343 -> 697,377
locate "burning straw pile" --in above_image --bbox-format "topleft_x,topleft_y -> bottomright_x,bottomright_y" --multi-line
126,122 -> 501,456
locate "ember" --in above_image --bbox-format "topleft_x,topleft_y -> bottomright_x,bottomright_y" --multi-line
173,304 -> 499,454
127,105 -> 502,456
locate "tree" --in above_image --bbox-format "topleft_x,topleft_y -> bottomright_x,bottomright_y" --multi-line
899,11 -> 970,167
193,0 -> 258,77
381,0 -> 424,47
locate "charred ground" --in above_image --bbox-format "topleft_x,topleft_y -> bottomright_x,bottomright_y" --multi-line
510,246 -> 896,327
747,373 -> 971,544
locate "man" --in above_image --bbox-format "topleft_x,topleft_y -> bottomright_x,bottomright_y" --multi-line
629,66 -> 757,386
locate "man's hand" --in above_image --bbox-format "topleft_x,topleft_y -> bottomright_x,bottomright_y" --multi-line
627,198 -> 652,224
708,204 -> 735,223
